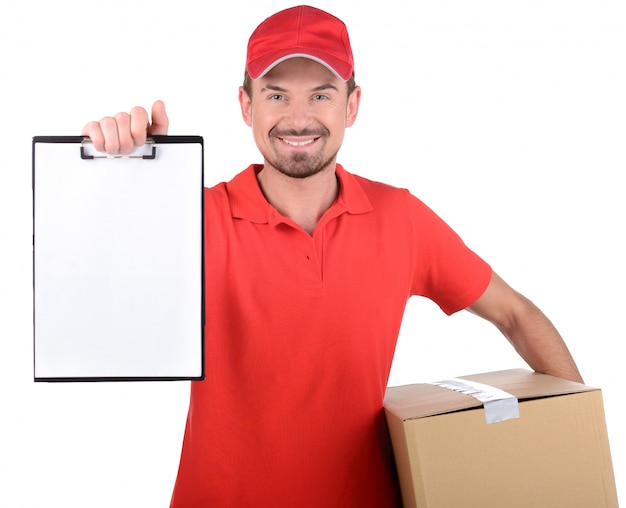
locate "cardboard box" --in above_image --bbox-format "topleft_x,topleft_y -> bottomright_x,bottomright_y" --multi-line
384,369 -> 618,508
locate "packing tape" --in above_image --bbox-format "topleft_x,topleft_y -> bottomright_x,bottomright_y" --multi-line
429,378 -> 520,424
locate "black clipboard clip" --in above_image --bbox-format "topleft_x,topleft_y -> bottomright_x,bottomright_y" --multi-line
80,138 -> 157,160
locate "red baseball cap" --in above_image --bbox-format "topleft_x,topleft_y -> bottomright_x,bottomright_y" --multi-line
245,5 -> 355,82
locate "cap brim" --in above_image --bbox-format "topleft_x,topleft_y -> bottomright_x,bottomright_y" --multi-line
247,51 -> 352,82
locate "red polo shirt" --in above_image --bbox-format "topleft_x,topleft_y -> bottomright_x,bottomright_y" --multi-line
170,164 -> 491,507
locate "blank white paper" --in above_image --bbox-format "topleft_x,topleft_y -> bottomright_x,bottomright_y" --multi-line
33,138 -> 204,380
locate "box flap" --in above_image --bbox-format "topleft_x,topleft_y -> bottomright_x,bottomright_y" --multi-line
384,368 -> 597,421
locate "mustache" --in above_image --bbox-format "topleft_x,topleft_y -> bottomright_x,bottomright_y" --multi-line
270,127 -> 329,138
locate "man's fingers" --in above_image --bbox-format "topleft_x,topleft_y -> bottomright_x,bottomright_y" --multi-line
148,100 -> 169,135
98,116 -> 121,154
114,112 -> 134,154
81,102 -> 168,155
81,121 -> 106,152
129,106 -> 150,148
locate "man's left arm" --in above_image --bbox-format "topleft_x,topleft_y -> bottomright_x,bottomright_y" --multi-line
467,271 -> 584,383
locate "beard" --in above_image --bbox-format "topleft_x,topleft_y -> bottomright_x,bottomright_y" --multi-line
265,127 -> 338,179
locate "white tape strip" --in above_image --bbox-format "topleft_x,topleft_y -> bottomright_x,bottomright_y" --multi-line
429,378 -> 520,424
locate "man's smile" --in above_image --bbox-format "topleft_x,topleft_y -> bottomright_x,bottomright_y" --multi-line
279,137 -> 319,147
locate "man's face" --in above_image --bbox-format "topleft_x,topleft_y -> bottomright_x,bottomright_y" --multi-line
239,57 -> 360,179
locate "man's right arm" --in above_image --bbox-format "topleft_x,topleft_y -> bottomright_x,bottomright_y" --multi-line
80,100 -> 169,155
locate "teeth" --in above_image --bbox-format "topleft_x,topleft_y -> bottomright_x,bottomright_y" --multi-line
282,138 -> 315,147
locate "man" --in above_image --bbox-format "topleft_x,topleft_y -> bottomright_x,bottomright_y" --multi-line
81,5 -> 582,507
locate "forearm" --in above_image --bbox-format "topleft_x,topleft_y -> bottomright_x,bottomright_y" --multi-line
497,296 -> 584,383
468,272 -> 584,384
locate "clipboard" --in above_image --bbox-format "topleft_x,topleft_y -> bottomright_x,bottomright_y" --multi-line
32,136 -> 204,382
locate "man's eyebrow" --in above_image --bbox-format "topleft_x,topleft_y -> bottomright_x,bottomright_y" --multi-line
312,83 -> 340,92
260,84 -> 288,93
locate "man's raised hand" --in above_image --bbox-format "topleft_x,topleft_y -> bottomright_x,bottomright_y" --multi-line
80,100 -> 169,155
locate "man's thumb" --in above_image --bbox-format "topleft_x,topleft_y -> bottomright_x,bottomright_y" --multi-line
149,100 -> 169,135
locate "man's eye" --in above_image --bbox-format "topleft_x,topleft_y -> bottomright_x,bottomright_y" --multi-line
270,94 -> 284,100
314,95 -> 329,100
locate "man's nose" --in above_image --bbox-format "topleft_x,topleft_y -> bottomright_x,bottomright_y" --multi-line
285,99 -> 313,129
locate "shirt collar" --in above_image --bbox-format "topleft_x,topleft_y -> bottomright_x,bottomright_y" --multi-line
227,164 -> 373,224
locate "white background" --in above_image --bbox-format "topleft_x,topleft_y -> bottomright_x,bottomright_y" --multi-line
1,0 -> 624,506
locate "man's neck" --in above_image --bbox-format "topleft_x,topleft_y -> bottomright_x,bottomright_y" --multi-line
256,163 -> 339,235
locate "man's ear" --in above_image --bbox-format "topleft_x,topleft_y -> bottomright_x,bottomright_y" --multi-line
345,86 -> 361,128
239,87 -> 253,126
